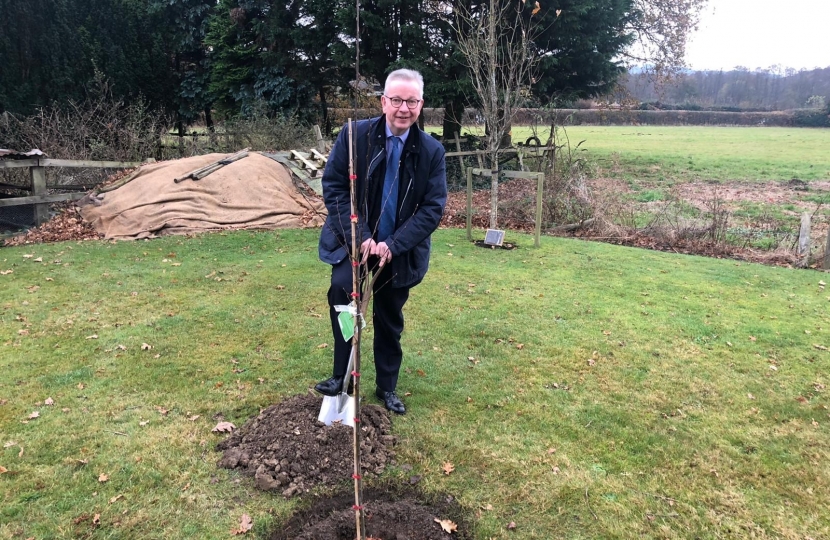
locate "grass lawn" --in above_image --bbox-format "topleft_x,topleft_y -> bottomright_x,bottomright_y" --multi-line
456,125 -> 830,183
2,228 -> 829,539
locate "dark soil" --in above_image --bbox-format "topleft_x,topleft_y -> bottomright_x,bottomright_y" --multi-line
269,485 -> 473,540
216,394 -> 396,498
473,240 -> 517,250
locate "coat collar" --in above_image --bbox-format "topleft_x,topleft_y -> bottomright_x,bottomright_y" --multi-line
371,116 -> 422,154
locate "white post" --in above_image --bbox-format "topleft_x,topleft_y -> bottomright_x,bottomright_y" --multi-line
798,212 -> 811,267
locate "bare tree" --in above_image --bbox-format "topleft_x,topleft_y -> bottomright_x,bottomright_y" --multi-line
625,0 -> 708,80
454,0 -> 549,229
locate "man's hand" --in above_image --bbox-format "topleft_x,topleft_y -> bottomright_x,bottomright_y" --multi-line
371,241 -> 393,267
360,238 -> 377,266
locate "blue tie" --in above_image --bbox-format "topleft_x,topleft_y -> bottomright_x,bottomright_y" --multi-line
379,136 -> 401,239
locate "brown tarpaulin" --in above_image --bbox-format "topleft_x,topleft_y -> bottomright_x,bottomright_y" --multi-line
79,152 -> 325,239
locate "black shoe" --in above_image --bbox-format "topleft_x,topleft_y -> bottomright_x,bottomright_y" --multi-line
376,388 -> 406,415
314,376 -> 353,396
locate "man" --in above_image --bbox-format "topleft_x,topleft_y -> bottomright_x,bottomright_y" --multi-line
315,69 -> 447,415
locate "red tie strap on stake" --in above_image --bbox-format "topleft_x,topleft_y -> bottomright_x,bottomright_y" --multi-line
349,174 -> 357,180
351,292 -> 359,298
351,371 -> 360,378
352,505 -> 363,511
350,214 -> 358,222
353,417 -> 360,423
352,474 -> 362,480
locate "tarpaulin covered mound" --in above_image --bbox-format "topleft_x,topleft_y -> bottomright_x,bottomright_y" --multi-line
79,152 -> 325,239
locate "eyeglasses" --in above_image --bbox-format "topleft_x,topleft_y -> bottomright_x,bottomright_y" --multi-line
384,96 -> 421,109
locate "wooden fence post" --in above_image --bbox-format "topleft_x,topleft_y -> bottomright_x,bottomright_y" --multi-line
798,212 -> 811,267
30,166 -> 48,225
824,230 -> 830,270
466,167 -> 473,241
535,172 -> 544,248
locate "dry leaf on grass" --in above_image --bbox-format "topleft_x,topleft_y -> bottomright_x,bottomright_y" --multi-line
507,521 -> 517,530
0,466 -> 8,473
45,397 -> 54,405
231,514 -> 253,535
28,411 -> 39,419
98,473 -> 109,482
434,518 -> 458,533
212,421 -> 236,433
442,462 -> 455,475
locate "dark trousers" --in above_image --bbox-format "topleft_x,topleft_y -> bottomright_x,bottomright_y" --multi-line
328,258 -> 410,392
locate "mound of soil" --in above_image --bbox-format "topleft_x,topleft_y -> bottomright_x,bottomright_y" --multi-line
270,486 -> 472,540
216,394 -> 396,498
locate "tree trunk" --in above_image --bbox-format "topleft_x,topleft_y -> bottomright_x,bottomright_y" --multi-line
204,106 -> 214,132
489,152 -> 499,229
442,96 -> 464,140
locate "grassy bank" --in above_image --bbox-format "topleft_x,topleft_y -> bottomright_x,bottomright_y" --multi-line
2,228 -> 829,539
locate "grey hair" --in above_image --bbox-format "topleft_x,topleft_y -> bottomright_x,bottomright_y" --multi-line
384,69 -> 424,99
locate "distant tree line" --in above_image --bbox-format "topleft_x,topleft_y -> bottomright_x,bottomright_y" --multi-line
0,0 -> 708,138
620,66 -> 830,111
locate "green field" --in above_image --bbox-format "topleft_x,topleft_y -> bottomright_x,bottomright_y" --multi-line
459,125 -> 830,183
2,228 -> 829,539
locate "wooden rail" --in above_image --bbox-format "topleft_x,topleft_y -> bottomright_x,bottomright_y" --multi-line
0,158 -> 141,225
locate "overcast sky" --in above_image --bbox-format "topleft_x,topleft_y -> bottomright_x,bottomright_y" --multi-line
684,0 -> 830,71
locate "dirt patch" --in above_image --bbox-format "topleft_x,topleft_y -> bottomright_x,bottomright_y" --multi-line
675,180 -> 830,212
216,394 -> 396,498
270,485 -> 472,540
443,178 -> 830,267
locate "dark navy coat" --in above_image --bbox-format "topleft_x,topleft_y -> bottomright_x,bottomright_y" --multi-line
318,116 -> 447,288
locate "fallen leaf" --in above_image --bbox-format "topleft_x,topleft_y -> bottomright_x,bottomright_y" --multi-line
769,365 -> 778,371
231,514 -> 253,535
317,343 -> 328,349
189,415 -> 200,422
115,344 -> 126,351
141,343 -> 152,350
77,382 -> 85,390
0,466 -> 7,473
155,406 -> 169,415
434,518 -> 458,533
139,421 -> 149,426
109,494 -> 124,504
507,521 -> 517,530
85,334 -> 98,340
93,514 -> 100,525
814,344 -> 828,351
516,343 -> 524,350
3,441 -> 16,448
28,411 -> 39,419
547,447 -> 556,454
45,397 -> 54,406
212,421 -> 236,433
749,336 -> 756,341
98,473 -> 109,482
442,462 -> 455,475
416,369 -> 426,377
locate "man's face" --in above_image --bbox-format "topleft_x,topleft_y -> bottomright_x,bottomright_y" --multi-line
381,80 -> 423,136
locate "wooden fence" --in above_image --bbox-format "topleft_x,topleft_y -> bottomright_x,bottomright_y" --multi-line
0,159 -> 141,225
